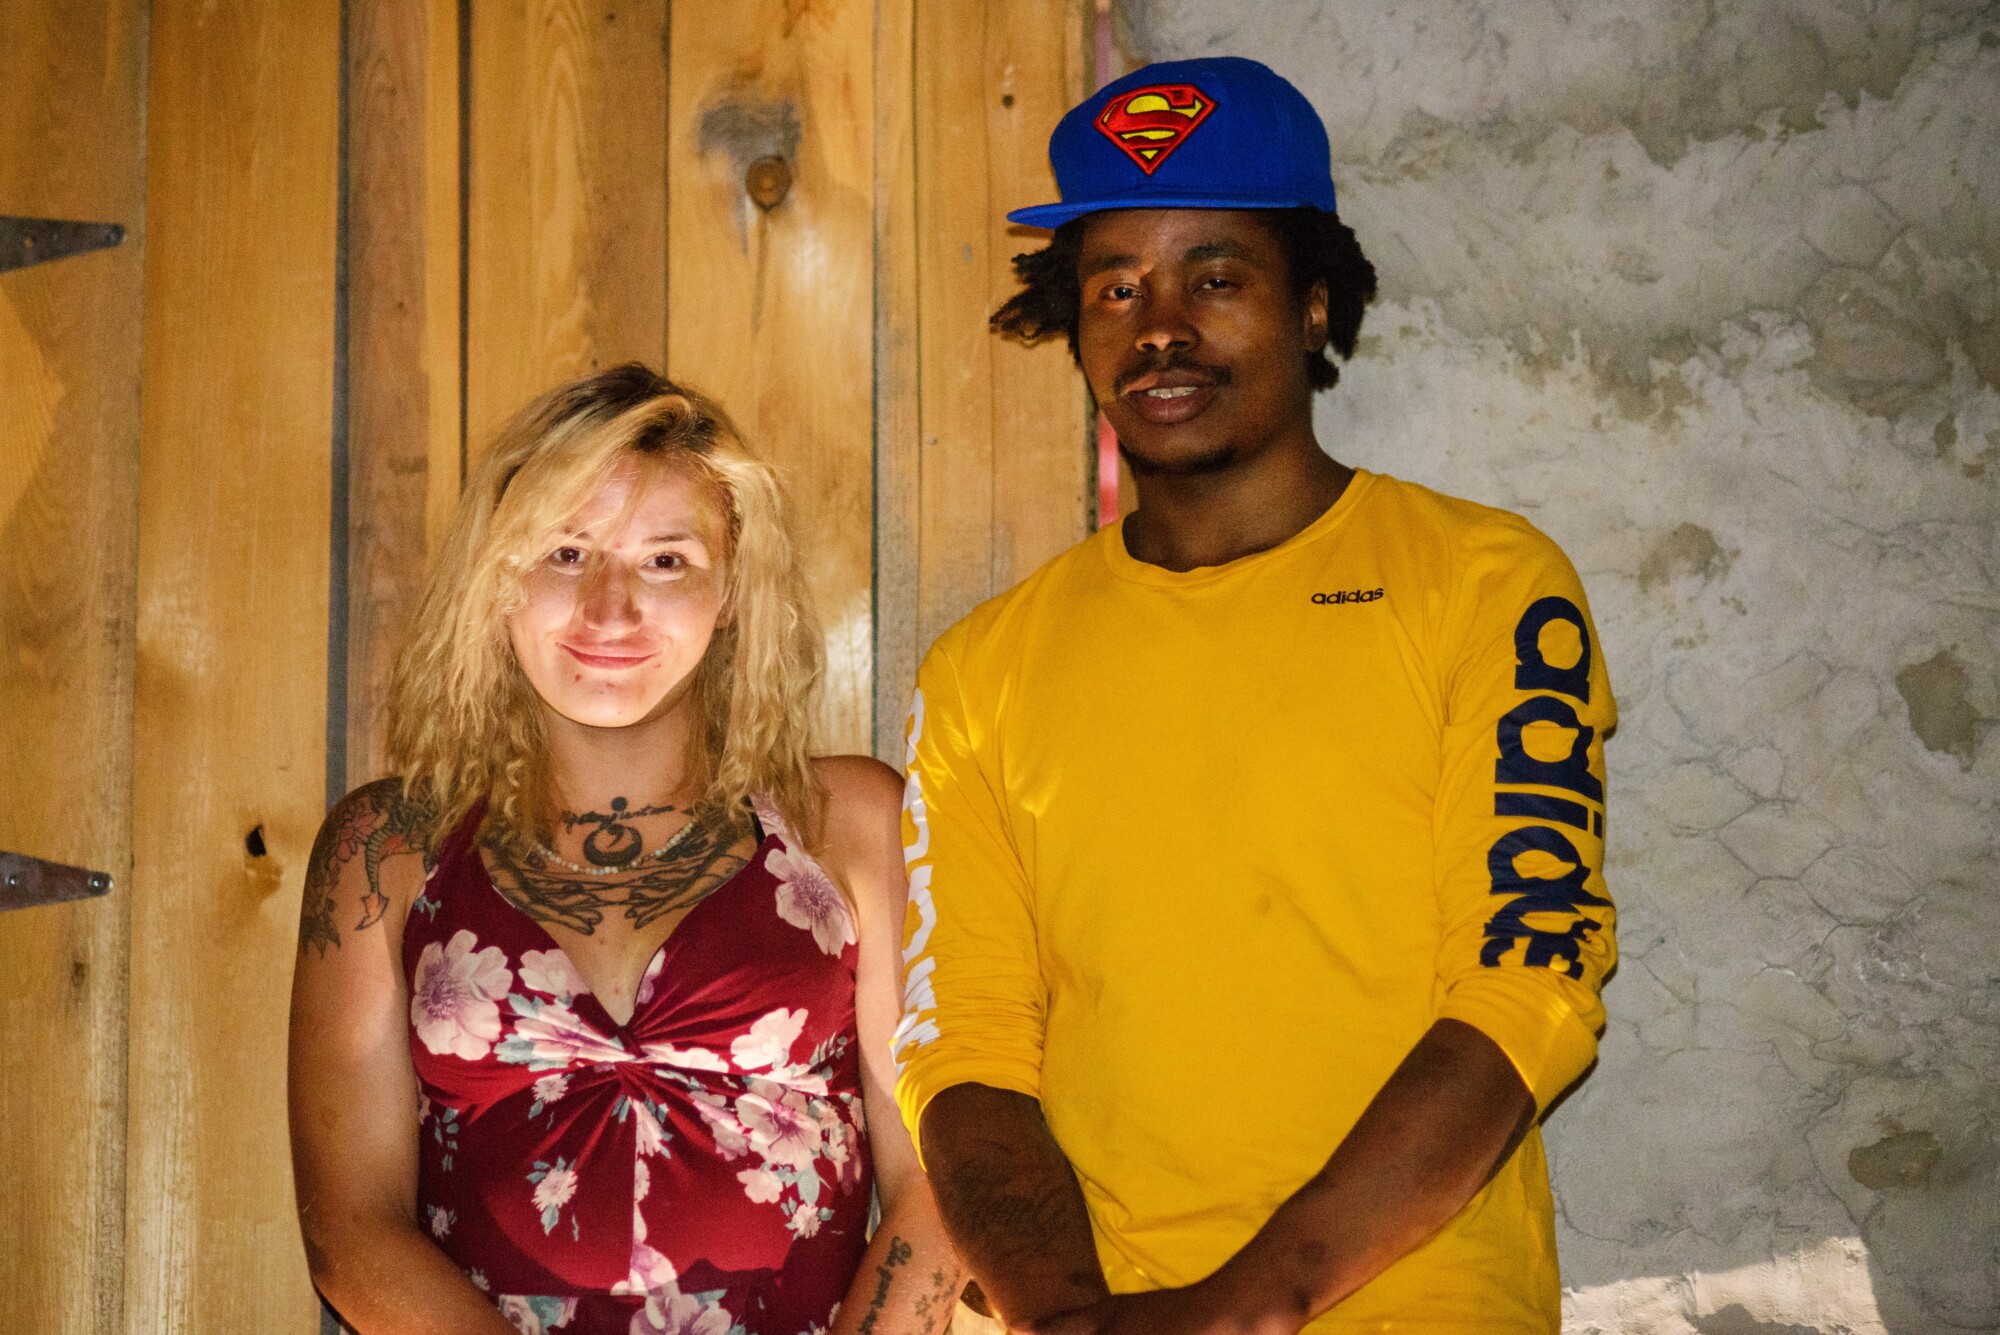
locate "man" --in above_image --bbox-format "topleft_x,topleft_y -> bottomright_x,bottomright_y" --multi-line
894,57 -> 1615,1334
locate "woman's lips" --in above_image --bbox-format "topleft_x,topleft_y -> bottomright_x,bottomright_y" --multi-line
560,644 -> 656,669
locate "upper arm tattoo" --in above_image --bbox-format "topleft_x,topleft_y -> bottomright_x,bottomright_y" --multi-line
298,778 -> 432,956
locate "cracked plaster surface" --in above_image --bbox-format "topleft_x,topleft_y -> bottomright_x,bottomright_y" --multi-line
1123,3 -> 1999,1332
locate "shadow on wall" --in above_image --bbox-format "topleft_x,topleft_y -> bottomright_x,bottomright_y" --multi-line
1118,1 -> 2000,1331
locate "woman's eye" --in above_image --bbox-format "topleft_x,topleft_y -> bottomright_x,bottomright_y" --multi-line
647,552 -> 687,571
549,546 -> 585,566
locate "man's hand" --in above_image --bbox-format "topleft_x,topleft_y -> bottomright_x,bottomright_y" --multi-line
1205,1019 -> 1536,1324
1024,1283 -> 1293,1335
917,1083 -> 1111,1328
1039,1020 -> 1533,1334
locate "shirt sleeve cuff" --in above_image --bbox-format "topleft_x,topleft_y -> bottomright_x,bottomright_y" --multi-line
895,1048 -> 1043,1172
1438,970 -> 1600,1111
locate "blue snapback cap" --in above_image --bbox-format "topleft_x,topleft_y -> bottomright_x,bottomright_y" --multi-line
1008,56 -> 1338,229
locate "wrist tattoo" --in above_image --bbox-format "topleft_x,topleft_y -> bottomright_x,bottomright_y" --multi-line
857,1235 -> 914,1335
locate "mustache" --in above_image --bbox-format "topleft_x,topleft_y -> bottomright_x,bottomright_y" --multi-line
1113,354 -> 1234,396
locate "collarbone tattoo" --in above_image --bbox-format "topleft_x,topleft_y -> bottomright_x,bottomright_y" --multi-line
483,808 -> 758,936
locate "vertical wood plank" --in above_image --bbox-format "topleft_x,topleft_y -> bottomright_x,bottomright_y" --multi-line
667,0 -> 877,756
899,0 -> 1090,703
873,0 -> 922,762
0,0 -> 146,1327
128,0 -> 341,1328
986,0 -> 1092,588
466,0 -> 668,455
346,0 -> 464,787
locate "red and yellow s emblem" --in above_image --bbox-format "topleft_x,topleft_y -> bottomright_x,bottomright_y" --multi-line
1095,83 -> 1215,174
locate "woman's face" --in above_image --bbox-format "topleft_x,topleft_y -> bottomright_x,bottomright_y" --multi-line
507,461 -> 728,731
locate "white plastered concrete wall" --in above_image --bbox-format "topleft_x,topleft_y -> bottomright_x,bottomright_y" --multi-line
1119,4 -> 1999,1332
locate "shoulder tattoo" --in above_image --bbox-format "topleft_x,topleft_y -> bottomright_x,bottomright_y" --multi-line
298,778 -> 433,956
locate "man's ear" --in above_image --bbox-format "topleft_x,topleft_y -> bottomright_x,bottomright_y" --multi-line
1304,277 -> 1330,352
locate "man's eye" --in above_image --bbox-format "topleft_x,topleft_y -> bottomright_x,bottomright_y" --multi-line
1107,284 -> 1139,300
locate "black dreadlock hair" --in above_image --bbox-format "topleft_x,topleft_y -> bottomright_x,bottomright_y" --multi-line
990,207 -> 1377,391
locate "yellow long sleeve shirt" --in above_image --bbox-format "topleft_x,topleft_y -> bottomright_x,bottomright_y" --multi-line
894,469 -> 1616,1332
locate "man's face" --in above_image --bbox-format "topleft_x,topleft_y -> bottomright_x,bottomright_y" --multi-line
1075,208 -> 1327,476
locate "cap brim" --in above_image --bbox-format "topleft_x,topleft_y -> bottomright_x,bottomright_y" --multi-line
1007,188 -> 1332,230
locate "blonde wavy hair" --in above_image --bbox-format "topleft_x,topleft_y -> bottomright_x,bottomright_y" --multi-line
386,364 -> 825,853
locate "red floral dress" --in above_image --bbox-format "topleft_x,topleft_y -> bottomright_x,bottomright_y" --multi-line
403,803 -> 872,1335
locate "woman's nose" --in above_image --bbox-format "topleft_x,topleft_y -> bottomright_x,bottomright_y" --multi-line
579,561 -> 641,629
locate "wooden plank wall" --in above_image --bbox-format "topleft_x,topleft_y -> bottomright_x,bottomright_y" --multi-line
0,2 -> 148,1330
1,0 -> 1093,1324
875,0 -> 1093,758
345,0 -> 464,788
465,0 -> 669,460
666,0 -> 879,756
127,0 -> 341,1329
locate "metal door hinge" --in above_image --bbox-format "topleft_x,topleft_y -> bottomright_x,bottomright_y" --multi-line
0,216 -> 126,274
0,850 -> 113,912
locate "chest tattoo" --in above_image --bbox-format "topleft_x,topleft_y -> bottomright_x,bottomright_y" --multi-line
482,812 -> 757,935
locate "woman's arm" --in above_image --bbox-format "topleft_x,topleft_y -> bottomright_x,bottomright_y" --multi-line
815,757 -> 968,1335
287,779 -> 518,1335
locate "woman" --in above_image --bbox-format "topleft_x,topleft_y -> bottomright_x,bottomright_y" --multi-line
289,366 -> 962,1335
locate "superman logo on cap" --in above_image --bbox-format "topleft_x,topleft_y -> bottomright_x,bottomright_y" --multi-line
1095,83 -> 1215,175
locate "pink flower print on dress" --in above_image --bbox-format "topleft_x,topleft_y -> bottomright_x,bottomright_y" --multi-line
751,795 -> 794,846
737,1077 -> 824,1170
497,996 -> 630,1071
498,1294 -> 577,1334
411,930 -> 513,1059
518,948 -> 589,1002
825,1109 -> 867,1190
689,1089 -> 751,1160
730,1007 -> 806,1071
640,1040 -> 729,1074
634,950 -> 667,1008
766,846 -> 855,956
632,1098 -> 670,1158
612,1161 -> 680,1297
736,1166 -> 784,1204
630,1288 -> 733,1335
528,1157 -> 579,1234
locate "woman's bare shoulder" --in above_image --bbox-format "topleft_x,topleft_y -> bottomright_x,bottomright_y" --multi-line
812,753 -> 903,818
807,755 -> 905,914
